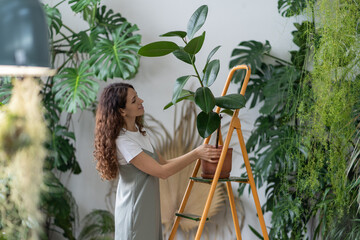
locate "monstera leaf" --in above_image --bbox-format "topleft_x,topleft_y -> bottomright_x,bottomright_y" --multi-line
78,210 -> 115,240
187,5 -> 208,40
278,0 -> 310,17
41,170 -> 78,240
93,5 -> 127,34
43,4 -> 62,37
53,61 -> 99,113
229,40 -> 271,83
89,23 -> 141,80
46,125 -> 81,174
70,30 -> 100,53
68,0 -> 100,13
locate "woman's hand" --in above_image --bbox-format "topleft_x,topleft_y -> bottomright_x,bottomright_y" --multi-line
194,144 -> 222,163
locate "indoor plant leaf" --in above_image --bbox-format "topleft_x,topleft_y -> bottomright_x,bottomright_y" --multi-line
187,5 -> 208,40
184,31 -> 205,55
172,48 -> 195,64
202,59 -> 220,87
172,75 -> 192,104
53,61 -> 99,113
278,0 -> 309,17
197,111 -> 221,138
160,31 -> 187,39
78,210 -> 115,240
203,45 -> 221,72
68,0 -> 100,13
138,41 -> 179,57
46,125 -> 81,174
43,4 -> 62,37
259,65 -> 299,115
194,87 -> 215,114
0,77 -> 13,105
90,22 -> 141,80
229,40 -> 271,83
215,94 -> 246,109
41,170 -> 78,240
164,90 -> 194,110
93,5 -> 127,33
70,30 -> 99,53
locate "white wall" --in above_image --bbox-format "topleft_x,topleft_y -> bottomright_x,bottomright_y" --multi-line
45,0 -> 300,239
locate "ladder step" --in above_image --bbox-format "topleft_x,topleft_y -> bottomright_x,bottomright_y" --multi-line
175,213 -> 209,222
190,176 -> 249,183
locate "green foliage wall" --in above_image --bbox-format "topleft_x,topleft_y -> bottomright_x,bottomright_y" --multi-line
232,0 -> 360,239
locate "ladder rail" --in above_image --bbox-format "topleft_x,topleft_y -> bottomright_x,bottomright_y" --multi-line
169,65 -> 269,240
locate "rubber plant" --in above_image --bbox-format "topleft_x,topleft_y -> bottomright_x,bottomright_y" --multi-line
0,0 -> 141,239
230,0 -> 360,239
138,5 -> 246,139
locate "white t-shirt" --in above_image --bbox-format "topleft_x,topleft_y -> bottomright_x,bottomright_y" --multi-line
116,128 -> 153,165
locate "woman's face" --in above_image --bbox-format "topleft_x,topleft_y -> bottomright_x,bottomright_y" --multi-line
121,88 -> 144,118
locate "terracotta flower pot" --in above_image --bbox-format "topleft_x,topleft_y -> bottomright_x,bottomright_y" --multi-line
201,147 -> 232,179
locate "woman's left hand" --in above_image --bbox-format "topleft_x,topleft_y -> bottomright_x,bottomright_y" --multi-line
194,144 -> 222,163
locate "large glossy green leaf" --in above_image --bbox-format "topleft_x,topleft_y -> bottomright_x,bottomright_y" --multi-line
203,45 -> 221,72
197,111 -> 220,138
172,75 -> 192,104
90,23 -> 141,80
215,94 -> 246,109
194,87 -> 215,114
68,0 -> 100,13
187,5 -> 208,40
173,48 -> 195,64
229,40 -> 271,83
164,90 -> 194,110
278,0 -> 309,17
138,41 -> 179,57
43,4 -> 62,37
160,31 -> 187,39
202,59 -> 220,87
184,31 -> 205,55
53,61 -> 99,113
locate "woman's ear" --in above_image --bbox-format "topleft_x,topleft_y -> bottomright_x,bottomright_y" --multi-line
119,108 -> 126,117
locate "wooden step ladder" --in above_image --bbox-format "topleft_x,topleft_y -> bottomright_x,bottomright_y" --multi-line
168,65 -> 269,240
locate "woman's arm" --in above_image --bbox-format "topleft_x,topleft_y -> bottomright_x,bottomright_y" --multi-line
130,145 -> 221,179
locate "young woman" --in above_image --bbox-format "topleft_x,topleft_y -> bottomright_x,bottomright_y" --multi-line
94,83 -> 221,240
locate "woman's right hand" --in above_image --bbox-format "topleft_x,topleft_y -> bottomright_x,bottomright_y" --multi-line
194,144 -> 222,163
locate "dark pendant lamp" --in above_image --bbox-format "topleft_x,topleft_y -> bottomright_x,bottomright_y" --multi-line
0,0 -> 56,77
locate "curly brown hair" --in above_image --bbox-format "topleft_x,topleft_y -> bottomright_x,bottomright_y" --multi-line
94,83 -> 145,180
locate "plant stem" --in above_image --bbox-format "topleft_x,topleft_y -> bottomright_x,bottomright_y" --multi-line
264,53 -> 292,65
54,0 -> 66,8
62,24 -> 76,35
191,59 -> 203,87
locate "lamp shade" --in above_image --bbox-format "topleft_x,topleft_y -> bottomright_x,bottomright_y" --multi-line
0,0 -> 55,76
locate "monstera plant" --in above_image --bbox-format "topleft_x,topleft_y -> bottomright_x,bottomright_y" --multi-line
138,5 -> 245,138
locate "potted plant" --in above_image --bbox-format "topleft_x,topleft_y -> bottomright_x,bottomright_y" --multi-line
138,5 -> 245,178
